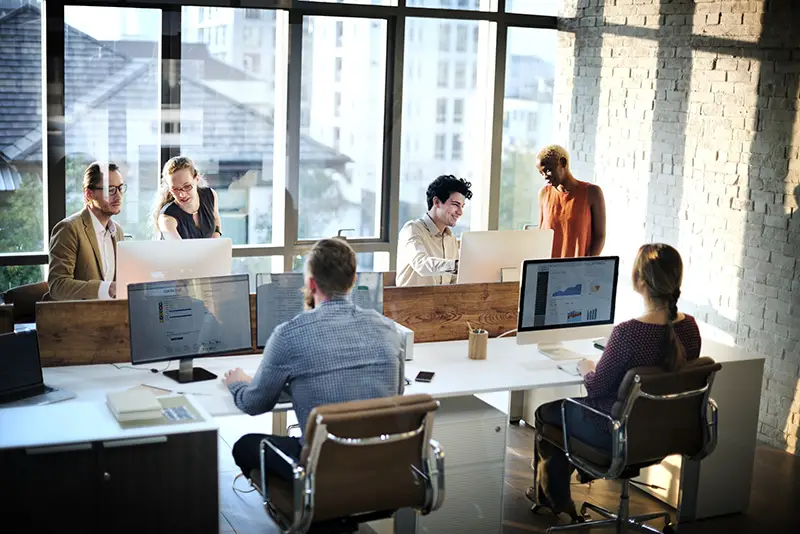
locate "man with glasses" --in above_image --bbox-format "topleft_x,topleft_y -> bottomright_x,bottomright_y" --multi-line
46,162 -> 126,300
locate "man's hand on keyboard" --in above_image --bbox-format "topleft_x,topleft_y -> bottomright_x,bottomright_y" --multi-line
577,358 -> 596,377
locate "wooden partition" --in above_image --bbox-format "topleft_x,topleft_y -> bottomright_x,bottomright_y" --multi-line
36,280 -> 518,367
36,296 -> 260,367
384,282 -> 519,343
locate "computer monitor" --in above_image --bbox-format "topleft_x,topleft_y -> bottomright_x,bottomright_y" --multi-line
456,229 -> 555,284
255,272 -> 385,348
516,256 -> 619,359
117,238 -> 233,299
127,274 -> 252,383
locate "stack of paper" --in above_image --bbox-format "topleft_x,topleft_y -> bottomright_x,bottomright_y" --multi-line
106,388 -> 162,422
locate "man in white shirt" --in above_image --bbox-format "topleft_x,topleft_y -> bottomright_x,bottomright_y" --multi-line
396,175 -> 473,287
47,162 -> 126,301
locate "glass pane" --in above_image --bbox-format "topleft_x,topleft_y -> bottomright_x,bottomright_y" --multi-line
180,7 -> 284,246
231,256 -> 283,292
63,7 -> 161,240
410,0 -> 494,12
506,0 -> 562,16
0,265 -> 45,293
298,17 -> 387,240
299,0 -> 392,5
291,252 -> 384,273
0,6 -> 45,254
399,18 -> 495,236
498,27 -> 557,231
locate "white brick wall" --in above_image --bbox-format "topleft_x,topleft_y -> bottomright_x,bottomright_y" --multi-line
557,0 -> 800,453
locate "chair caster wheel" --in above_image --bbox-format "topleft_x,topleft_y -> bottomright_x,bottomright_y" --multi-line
663,523 -> 677,534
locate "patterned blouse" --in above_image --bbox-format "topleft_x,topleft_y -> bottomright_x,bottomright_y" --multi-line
582,315 -> 702,431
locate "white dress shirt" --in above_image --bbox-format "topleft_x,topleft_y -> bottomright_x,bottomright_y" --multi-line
396,214 -> 458,287
88,210 -> 117,300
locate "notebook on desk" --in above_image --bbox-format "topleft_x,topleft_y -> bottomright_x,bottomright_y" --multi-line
0,330 -> 76,407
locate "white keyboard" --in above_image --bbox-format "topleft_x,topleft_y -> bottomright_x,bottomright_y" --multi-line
538,345 -> 584,361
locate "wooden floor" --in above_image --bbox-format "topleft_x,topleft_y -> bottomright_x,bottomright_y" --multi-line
216,416 -> 800,533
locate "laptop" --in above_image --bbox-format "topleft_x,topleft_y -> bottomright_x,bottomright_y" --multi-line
0,330 -> 76,407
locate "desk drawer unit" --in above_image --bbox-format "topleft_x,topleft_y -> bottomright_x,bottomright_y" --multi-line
420,395 -> 507,534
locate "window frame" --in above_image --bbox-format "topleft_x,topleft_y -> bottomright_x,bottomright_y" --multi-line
0,0 -> 558,276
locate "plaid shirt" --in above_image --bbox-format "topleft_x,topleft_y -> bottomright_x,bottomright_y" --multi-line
227,298 -> 401,439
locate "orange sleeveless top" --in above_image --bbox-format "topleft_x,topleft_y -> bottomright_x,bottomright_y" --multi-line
541,181 -> 592,258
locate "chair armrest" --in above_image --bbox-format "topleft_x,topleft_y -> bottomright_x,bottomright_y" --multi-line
260,438 -> 313,534
560,398 -> 627,480
423,438 -> 445,514
692,398 -> 719,461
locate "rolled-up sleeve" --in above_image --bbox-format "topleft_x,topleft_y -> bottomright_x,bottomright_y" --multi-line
228,325 -> 291,415
399,224 -> 456,278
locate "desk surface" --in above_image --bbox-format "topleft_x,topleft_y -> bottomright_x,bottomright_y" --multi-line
4,329 -> 763,450
0,396 -> 217,450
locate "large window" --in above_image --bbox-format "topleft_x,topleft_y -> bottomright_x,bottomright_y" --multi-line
1,0 -> 559,284
180,7 -> 283,246
414,0 -> 487,11
64,7 -> 161,241
0,4 -> 45,280
506,0 -> 562,16
498,27 -> 557,231
299,16 -> 387,240
399,18 -> 494,236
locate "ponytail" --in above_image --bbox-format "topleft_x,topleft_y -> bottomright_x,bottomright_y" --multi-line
662,288 -> 687,372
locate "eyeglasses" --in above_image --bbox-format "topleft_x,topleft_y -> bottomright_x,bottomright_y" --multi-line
89,184 -> 127,195
170,183 -> 195,195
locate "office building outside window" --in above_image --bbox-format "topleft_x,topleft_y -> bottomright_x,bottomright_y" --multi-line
436,98 -> 447,124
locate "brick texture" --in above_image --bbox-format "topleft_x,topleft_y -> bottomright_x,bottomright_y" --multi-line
556,0 -> 800,453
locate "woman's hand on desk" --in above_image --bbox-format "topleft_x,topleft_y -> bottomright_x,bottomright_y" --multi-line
577,358 -> 596,377
223,368 -> 252,386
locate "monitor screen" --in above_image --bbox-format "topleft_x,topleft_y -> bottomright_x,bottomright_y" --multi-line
128,274 -> 252,365
255,272 -> 385,347
350,272 -> 384,314
255,273 -> 305,348
0,331 -> 43,395
518,257 -> 619,332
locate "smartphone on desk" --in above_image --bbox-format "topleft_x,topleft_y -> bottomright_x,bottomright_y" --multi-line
414,371 -> 435,383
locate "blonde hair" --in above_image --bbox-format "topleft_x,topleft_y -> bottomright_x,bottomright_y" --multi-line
632,243 -> 686,372
150,156 -> 206,233
536,145 -> 570,167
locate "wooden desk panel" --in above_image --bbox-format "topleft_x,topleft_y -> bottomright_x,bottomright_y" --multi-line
36,296 -> 260,367
384,282 -> 519,343
37,282 -> 518,366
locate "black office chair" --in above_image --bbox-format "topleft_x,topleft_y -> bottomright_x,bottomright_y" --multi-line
532,357 -> 721,534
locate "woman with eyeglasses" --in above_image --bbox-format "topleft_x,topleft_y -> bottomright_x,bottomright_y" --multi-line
152,156 -> 222,240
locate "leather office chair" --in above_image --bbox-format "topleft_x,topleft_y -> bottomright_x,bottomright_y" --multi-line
0,281 -> 49,324
252,394 -> 445,534
533,357 -> 721,534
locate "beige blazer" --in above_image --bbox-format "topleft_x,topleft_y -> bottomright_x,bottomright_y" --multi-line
46,209 -> 124,301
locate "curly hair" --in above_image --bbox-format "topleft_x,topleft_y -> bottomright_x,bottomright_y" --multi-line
426,175 -> 473,210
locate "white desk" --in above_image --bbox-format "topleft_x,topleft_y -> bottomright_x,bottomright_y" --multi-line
4,333 -> 764,533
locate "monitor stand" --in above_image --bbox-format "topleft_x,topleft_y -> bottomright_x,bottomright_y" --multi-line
537,343 -> 584,361
163,359 -> 217,384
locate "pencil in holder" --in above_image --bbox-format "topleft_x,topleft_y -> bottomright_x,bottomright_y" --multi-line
468,328 -> 488,360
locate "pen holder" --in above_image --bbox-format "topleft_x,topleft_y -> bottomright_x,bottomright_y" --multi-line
468,329 -> 488,360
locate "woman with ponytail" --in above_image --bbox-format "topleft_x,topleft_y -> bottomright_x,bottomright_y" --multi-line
528,243 -> 701,522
